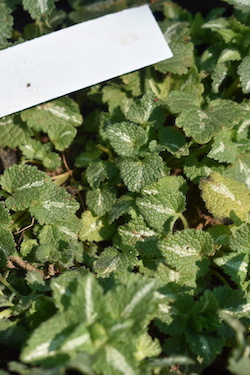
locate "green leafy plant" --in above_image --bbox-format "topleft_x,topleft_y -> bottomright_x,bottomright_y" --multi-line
1,0 -> 250,374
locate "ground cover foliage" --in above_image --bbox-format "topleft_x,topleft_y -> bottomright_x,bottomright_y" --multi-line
0,0 -> 250,374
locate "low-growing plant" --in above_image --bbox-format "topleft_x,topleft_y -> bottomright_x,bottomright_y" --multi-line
0,0 -> 250,374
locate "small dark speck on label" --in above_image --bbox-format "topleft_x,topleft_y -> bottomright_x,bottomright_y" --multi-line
26,83 -> 31,87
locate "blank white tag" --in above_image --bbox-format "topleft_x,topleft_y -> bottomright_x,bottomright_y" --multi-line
0,5 -> 172,118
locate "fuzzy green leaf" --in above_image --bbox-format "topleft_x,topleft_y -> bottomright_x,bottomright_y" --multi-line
185,331 -> 225,366
86,160 -> 118,189
38,218 -> 81,249
119,155 -> 164,192
0,116 -> 31,148
223,0 -> 250,11
29,184 -> 79,225
108,195 -> 134,223
22,0 -> 57,20
86,185 -> 116,216
214,253 -> 248,285
166,90 -> 201,114
0,164 -> 48,211
106,273 -> 157,324
126,94 -> 159,125
102,83 -> 133,114
229,223 -> 250,253
19,139 -> 61,169
224,154 -> 250,189
48,123 -> 77,151
79,211 -> 115,242
94,246 -> 138,278
0,202 -> 11,226
0,164 -> 79,223
158,127 -> 189,157
141,175 -> 188,196
214,286 -> 249,319
211,62 -> 228,93
21,98 -> 82,150
21,312 -> 93,365
176,106 -> 217,144
0,4 -> 13,49
208,129 -> 238,163
157,23 -> 194,75
0,227 -> 16,267
238,56 -> 250,94
21,98 -> 82,131
199,172 -> 250,221
159,229 -> 213,288
136,191 -> 186,232
177,99 -> 244,144
106,122 -> 148,157
117,215 -> 157,247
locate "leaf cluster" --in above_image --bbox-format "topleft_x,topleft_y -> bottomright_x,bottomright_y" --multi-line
1,0 -> 250,375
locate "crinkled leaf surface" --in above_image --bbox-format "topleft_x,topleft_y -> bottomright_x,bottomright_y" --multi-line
79,211 -> 115,242
21,98 -> 82,131
0,3 -> 13,49
229,223 -> 250,253
157,23 -> 194,75
208,129 -> 239,163
223,0 -> 250,12
0,227 -> 16,267
159,229 -> 214,288
94,246 -> 138,278
0,164 -> 48,211
126,94 -> 159,125
117,215 -> 157,247
29,183 -> 79,225
238,56 -> 250,94
224,154 -> 250,189
105,122 -> 148,157
141,175 -> 188,196
214,252 -> 248,285
176,106 -> 217,144
0,116 -> 31,148
86,185 -> 116,216
199,172 -> 250,220
119,155 -> 164,192
108,195 -> 134,223
176,100 -> 244,144
214,286 -> 250,319
136,191 -> 186,232
158,127 -> 189,157
166,90 -> 201,114
22,0 -> 57,19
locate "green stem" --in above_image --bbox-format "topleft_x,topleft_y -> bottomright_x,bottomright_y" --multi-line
210,269 -> 230,287
96,144 -> 113,160
178,213 -> 189,229
0,276 -> 23,298
224,78 -> 239,99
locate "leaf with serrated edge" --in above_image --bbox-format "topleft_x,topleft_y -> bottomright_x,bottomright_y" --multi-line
22,0 -> 57,20
79,211 -> 115,242
106,122 -> 148,157
119,155 -> 164,192
86,185 -> 116,216
199,172 -> 250,220
238,56 -> 250,94
159,229 -> 213,288
136,191 -> 185,232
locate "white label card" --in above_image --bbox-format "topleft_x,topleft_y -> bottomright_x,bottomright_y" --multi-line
0,5 -> 172,118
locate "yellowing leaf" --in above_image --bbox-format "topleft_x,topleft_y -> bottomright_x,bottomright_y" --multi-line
199,172 -> 250,221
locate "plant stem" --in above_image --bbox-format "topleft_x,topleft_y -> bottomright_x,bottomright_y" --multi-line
210,269 -> 230,287
178,213 -> 189,229
0,276 -> 23,298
